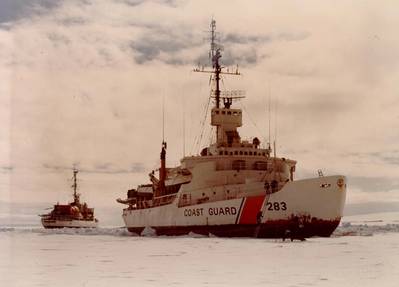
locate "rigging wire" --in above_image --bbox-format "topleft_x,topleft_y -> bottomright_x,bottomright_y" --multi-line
208,126 -> 215,146
193,90 -> 212,153
190,86 -> 211,154
239,101 -> 264,141
189,76 -> 205,154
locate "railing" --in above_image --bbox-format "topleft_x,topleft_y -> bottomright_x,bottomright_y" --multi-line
152,193 -> 178,207
177,186 -> 241,207
215,160 -> 270,171
127,193 -> 178,210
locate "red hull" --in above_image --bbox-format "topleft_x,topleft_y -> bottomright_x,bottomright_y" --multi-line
127,218 -> 341,238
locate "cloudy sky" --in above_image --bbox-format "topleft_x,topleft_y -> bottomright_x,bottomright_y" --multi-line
0,0 -> 398,214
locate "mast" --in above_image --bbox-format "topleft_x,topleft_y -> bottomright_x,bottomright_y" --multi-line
72,168 -> 79,204
158,141 -> 167,197
194,19 -> 240,108
194,19 -> 241,145
210,19 -> 221,109
157,95 -> 167,197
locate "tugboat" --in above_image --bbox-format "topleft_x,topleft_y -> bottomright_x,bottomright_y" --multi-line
40,169 -> 98,228
117,20 -> 346,238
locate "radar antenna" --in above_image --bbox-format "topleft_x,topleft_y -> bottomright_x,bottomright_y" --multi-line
194,19 -> 241,109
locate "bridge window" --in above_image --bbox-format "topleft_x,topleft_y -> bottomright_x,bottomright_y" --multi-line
254,161 -> 268,170
232,160 -> 246,170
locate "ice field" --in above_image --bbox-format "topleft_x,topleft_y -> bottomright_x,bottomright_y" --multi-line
1,211 -> 399,287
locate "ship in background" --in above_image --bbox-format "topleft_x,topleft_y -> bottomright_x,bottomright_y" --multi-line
117,20 -> 346,238
40,169 -> 98,228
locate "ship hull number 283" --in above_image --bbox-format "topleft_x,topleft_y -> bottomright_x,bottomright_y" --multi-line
266,202 -> 287,211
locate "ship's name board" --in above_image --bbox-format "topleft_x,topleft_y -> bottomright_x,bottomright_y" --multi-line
184,207 -> 237,217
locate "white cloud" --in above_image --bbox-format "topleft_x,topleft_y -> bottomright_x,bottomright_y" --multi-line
1,0 -> 398,207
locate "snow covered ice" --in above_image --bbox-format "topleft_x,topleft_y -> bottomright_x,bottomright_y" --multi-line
1,212 -> 399,287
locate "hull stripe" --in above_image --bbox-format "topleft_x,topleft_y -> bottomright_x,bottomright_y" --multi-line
235,198 -> 245,224
260,194 -> 270,221
238,195 -> 266,224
